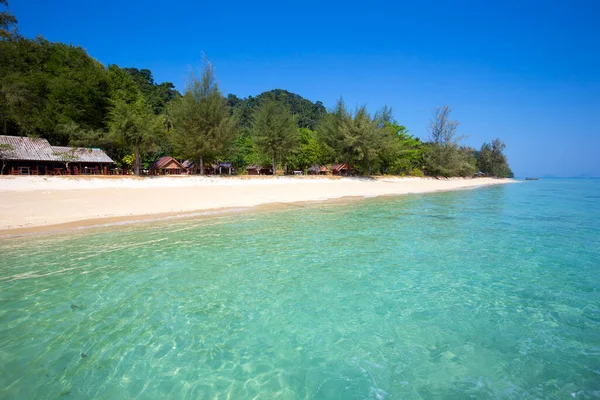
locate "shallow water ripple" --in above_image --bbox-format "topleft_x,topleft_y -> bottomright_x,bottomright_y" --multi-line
1,179 -> 599,399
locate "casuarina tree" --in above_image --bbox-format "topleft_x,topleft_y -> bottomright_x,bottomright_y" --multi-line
170,58 -> 236,174
252,96 -> 298,175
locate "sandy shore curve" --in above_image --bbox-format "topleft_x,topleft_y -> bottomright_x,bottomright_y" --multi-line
0,176 -> 515,234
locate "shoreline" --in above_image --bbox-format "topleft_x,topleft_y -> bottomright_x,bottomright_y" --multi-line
0,176 -> 515,236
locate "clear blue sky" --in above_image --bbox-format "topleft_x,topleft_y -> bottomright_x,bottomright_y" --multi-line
10,0 -> 600,177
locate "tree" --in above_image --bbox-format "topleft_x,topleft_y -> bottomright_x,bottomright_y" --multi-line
252,96 -> 299,175
351,106 -> 395,175
429,105 -> 460,145
52,147 -> 82,171
423,105 -> 475,177
0,142 -> 15,174
0,38 -> 110,142
170,59 -> 236,174
123,67 -> 179,114
286,128 -> 328,172
477,138 -> 513,177
317,98 -> 350,165
106,64 -> 165,175
0,0 -> 18,40
318,99 -> 395,175
230,130 -> 271,171
108,97 -> 163,175
227,89 -> 326,130
378,120 -> 423,175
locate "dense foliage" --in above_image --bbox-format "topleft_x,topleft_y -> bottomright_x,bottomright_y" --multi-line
228,89 -> 326,130
421,106 -> 512,178
477,138 -> 514,178
252,96 -> 298,174
169,61 -> 236,174
0,0 -> 17,40
0,3 -> 513,177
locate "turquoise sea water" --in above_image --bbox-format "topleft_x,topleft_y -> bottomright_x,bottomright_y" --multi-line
1,179 -> 599,399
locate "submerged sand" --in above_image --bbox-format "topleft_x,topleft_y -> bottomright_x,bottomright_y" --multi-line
0,176 -> 514,234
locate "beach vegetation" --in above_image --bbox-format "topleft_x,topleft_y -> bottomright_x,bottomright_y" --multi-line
286,128 -> 329,173
252,96 -> 299,175
169,59 -> 237,174
107,66 -> 165,175
409,168 -> 425,177
0,142 -> 15,174
477,138 -> 514,178
422,106 -> 476,177
52,148 -> 81,171
108,97 -> 163,175
0,0 -> 18,40
317,99 -> 399,176
378,116 -> 424,175
228,89 -> 326,131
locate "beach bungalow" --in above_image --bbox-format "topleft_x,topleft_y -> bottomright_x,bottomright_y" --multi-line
0,135 -> 114,175
204,164 -> 218,175
218,162 -> 233,175
183,160 -> 232,175
182,159 -> 196,174
331,163 -> 355,176
246,165 -> 272,175
151,156 -> 186,175
307,165 -> 330,175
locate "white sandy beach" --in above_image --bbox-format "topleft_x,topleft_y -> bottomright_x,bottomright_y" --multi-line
0,176 -> 514,233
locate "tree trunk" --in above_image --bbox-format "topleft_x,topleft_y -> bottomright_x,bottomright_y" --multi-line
1,161 -> 5,175
199,155 -> 204,175
272,150 -> 277,177
134,146 -> 140,175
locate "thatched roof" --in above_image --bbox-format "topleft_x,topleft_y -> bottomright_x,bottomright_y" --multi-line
0,135 -> 113,163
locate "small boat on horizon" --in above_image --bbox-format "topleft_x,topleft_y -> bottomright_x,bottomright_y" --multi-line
525,177 -> 539,180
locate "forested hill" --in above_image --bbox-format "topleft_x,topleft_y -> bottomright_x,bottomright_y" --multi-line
122,68 -> 179,115
0,37 -> 180,145
226,89 -> 327,130
0,36 -> 325,143
0,37 -> 111,144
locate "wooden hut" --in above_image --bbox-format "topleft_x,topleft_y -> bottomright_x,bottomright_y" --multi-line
151,156 -> 186,175
217,162 -> 233,175
182,159 -> 195,174
183,160 -> 229,175
0,135 -> 114,175
246,165 -> 272,175
331,163 -> 355,176
204,164 -> 217,175
307,165 -> 330,175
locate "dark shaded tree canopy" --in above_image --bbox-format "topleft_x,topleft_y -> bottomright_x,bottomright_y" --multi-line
0,37 -> 110,144
123,68 -> 179,114
228,89 -> 326,130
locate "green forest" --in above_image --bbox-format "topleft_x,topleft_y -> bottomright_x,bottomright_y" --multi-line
0,2 -> 513,177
